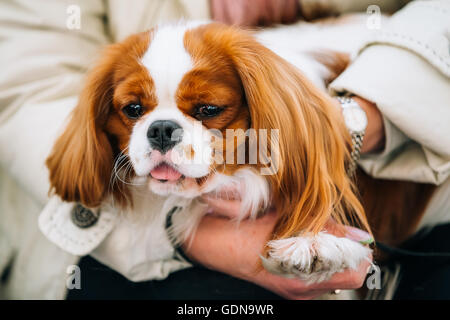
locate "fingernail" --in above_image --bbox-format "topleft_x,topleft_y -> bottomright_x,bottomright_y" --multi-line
345,227 -> 374,245
359,237 -> 375,245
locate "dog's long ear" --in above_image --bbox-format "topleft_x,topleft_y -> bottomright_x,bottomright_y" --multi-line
46,46 -> 118,208
227,28 -> 370,239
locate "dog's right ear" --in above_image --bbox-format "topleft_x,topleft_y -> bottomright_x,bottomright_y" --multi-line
46,45 -> 118,208
219,25 -> 371,239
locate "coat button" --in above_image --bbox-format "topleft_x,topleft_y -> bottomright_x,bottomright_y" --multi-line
71,204 -> 99,228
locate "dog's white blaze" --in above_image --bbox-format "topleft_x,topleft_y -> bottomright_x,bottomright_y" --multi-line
141,24 -> 193,109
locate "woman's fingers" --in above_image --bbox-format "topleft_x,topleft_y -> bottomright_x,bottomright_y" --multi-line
254,255 -> 372,299
256,252 -> 373,299
344,226 -> 375,245
203,196 -> 243,219
199,186 -> 374,298
186,211 -> 372,300
253,218 -> 373,298
323,218 -> 374,245
316,254 -> 373,290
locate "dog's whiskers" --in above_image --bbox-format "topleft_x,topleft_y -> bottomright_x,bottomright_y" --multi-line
109,147 -> 146,198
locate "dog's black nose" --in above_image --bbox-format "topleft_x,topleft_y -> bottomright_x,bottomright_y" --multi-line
147,120 -> 183,153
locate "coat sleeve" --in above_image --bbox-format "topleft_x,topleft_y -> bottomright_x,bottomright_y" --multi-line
299,0 -> 410,20
329,0 -> 450,185
0,0 -> 110,203
0,0 -> 111,296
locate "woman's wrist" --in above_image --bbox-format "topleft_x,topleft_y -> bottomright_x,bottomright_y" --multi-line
352,96 -> 385,154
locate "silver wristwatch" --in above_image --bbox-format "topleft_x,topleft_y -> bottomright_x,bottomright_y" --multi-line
336,96 -> 368,174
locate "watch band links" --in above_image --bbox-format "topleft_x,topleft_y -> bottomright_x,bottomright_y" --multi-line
348,131 -> 364,175
336,96 -> 365,175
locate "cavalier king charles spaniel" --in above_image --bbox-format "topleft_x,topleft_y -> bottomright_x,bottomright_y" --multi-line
46,19 -> 434,283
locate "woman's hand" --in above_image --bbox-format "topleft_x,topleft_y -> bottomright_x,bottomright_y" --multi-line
183,193 -> 373,300
210,0 -> 300,27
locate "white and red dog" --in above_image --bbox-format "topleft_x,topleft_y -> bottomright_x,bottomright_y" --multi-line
46,18 -> 433,283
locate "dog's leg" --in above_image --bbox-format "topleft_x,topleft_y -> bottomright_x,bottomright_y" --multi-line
261,232 -> 371,284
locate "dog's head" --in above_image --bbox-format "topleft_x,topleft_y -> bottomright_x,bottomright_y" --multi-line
46,22 -> 369,239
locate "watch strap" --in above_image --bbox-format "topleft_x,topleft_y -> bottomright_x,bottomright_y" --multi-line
336,96 -> 365,175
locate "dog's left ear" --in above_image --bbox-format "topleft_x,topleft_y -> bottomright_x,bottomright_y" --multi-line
46,32 -> 151,207
225,27 -> 370,239
46,45 -> 119,208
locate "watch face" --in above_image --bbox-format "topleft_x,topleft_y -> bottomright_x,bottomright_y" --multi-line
343,106 -> 368,132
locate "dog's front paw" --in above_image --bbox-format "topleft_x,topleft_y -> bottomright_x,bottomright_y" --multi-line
261,232 -> 371,283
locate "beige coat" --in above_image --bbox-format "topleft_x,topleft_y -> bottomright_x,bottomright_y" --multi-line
0,0 -> 449,299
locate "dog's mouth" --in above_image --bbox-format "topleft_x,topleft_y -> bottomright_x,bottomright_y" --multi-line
149,162 -> 185,183
147,160 -> 213,195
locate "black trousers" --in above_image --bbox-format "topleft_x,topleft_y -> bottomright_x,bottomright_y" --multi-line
67,223 -> 450,300
388,223 -> 450,300
66,256 -> 281,300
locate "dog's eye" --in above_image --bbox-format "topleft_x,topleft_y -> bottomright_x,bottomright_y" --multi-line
195,105 -> 223,119
122,104 -> 144,119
